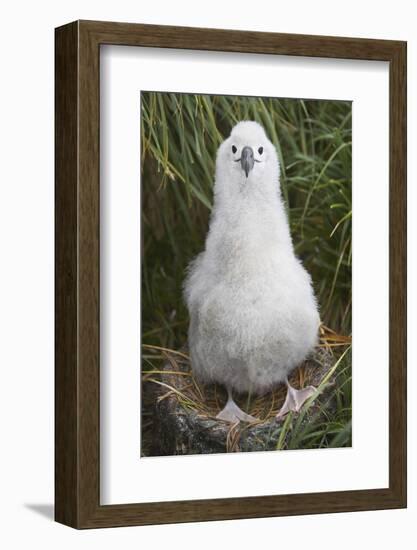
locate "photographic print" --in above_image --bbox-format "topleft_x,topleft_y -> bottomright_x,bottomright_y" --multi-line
55,21 -> 406,527
141,91 -> 352,457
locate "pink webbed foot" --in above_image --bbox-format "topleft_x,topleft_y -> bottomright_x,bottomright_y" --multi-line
276,380 -> 316,421
216,388 -> 257,423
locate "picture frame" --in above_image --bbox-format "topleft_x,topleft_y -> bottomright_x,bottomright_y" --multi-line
55,20 -> 407,528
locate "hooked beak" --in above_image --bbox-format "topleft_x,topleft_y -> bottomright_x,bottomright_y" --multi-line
240,146 -> 254,178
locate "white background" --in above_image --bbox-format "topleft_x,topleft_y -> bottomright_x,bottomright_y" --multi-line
101,47 -> 389,504
0,0 -> 415,548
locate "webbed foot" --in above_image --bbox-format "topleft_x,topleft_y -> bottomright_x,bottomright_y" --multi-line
276,380 -> 316,421
216,389 -> 257,423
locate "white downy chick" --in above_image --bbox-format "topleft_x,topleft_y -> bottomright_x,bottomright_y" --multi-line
184,121 -> 320,423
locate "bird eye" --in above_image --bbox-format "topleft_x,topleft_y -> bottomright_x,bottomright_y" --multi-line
258,147 -> 264,155
232,145 -> 237,154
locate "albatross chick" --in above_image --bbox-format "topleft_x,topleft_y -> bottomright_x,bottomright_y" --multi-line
184,121 -> 320,423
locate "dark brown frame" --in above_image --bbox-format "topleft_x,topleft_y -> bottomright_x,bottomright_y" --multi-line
55,20 -> 407,529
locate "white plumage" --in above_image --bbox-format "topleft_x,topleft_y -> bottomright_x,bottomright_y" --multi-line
184,121 -> 320,422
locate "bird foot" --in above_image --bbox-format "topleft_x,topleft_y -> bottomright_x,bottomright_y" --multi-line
216,399 -> 257,424
276,383 -> 316,421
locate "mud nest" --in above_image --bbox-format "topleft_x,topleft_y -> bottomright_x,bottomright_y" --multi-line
143,326 -> 350,455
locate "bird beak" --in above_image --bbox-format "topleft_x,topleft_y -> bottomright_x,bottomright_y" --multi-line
241,146 -> 255,178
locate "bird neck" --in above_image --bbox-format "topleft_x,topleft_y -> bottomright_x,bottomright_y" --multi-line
207,192 -> 293,256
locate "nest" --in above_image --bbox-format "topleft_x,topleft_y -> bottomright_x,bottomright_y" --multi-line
143,325 -> 350,455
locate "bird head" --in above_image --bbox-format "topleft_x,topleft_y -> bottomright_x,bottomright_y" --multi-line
214,121 -> 280,201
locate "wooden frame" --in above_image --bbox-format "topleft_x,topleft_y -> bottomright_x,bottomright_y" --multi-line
55,20 -> 407,529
